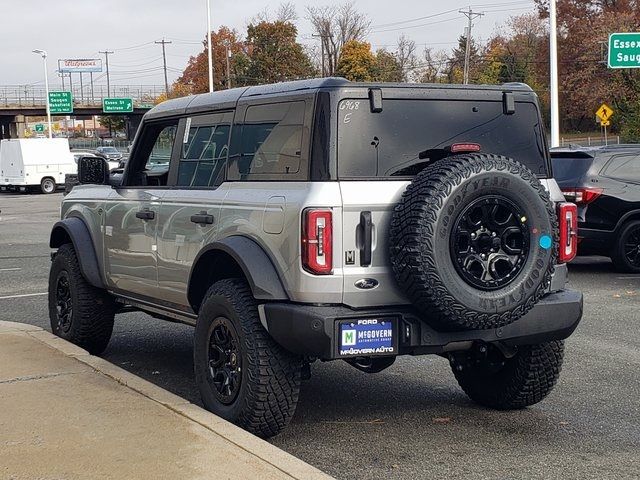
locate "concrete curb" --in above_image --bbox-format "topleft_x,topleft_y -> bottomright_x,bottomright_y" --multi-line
0,321 -> 332,480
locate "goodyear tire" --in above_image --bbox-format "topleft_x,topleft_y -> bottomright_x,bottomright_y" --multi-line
193,279 -> 302,438
389,154 -> 557,330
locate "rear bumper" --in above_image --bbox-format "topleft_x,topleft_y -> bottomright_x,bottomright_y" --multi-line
261,290 -> 583,360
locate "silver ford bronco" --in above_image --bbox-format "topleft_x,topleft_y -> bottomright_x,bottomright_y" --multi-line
49,78 -> 583,438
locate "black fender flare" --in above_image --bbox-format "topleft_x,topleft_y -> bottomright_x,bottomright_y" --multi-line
614,209 -> 640,233
188,236 -> 288,305
49,217 -> 105,289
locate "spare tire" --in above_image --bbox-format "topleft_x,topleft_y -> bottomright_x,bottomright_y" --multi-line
389,153 -> 557,331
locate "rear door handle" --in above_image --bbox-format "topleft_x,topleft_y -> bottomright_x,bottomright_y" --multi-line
135,209 -> 155,220
190,211 -> 214,225
359,211 -> 372,267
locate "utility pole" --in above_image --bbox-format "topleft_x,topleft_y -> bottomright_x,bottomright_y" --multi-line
312,34 -> 326,77
99,50 -> 114,97
459,7 -> 484,85
155,38 -> 172,96
549,0 -> 560,147
225,43 -> 231,89
206,0 -> 214,92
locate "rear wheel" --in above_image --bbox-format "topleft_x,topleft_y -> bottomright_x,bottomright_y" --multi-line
193,279 -> 302,438
451,341 -> 564,409
48,243 -> 116,354
611,220 -> 640,273
40,177 -> 56,194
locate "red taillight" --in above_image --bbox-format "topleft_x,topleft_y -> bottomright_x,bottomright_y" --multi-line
560,187 -> 603,205
557,202 -> 578,263
450,143 -> 482,153
302,208 -> 333,275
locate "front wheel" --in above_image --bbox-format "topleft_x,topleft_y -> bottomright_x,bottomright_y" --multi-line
193,279 -> 302,438
40,177 -> 56,194
451,341 -> 564,409
48,243 -> 116,354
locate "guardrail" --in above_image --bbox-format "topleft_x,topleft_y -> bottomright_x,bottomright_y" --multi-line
560,136 -> 622,147
0,85 -> 163,107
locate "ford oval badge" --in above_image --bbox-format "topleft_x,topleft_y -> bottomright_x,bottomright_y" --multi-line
354,278 -> 379,290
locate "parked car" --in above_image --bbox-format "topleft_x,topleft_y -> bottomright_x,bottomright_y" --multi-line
95,146 -> 123,163
551,144 -> 640,272
49,78 -> 582,438
0,138 -> 75,193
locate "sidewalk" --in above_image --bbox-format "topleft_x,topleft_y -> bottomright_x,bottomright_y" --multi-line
0,321 -> 332,480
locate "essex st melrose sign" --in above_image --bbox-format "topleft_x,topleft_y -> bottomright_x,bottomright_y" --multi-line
608,33 -> 640,68
103,98 -> 134,113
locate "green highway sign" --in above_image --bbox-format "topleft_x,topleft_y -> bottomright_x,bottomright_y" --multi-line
48,91 -> 73,114
35,124 -> 44,132
608,33 -> 640,68
103,98 -> 133,113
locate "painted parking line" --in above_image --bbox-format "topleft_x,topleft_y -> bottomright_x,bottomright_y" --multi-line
617,276 -> 640,280
0,292 -> 47,300
0,268 -> 21,272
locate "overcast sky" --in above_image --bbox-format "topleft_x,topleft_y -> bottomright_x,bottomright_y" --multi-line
0,0 -> 537,88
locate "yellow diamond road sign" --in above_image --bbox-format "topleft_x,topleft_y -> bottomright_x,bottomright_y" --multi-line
596,103 -> 614,122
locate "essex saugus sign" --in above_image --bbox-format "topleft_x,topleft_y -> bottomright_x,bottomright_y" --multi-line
608,33 -> 640,69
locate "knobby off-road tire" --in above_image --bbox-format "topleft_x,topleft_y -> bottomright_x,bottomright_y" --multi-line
48,243 -> 116,355
611,220 -> 640,273
193,279 -> 302,438
389,154 -> 557,331
452,340 -> 565,409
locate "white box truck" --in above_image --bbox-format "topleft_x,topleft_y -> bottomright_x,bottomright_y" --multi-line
0,138 -> 76,194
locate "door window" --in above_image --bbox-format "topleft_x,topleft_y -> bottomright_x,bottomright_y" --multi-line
177,124 -> 230,187
602,154 -> 640,182
125,121 -> 178,187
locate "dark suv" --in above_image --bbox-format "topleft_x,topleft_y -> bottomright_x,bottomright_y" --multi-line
551,144 -> 640,272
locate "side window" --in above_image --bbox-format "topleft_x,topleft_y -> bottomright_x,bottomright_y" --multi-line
177,123 -> 230,187
126,121 -> 178,187
602,154 -> 640,182
230,101 -> 305,179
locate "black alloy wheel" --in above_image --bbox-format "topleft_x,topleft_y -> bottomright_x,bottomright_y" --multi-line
54,271 -> 73,333
207,316 -> 242,405
623,224 -> 640,268
451,196 -> 530,291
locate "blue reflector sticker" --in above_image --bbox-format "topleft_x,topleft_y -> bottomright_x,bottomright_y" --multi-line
539,235 -> 552,249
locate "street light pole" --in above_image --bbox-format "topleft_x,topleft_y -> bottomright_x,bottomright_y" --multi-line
206,0 -> 214,92
549,0 -> 560,147
33,49 -> 52,138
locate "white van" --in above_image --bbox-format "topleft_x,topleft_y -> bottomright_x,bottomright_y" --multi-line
0,138 -> 76,193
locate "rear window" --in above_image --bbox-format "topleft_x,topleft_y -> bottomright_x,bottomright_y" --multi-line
337,99 -> 548,178
550,152 -> 595,183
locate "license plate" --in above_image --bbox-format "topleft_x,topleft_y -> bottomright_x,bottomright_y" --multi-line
338,318 -> 396,357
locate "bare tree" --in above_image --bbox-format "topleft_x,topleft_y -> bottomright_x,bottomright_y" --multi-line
251,2 -> 298,23
277,2 -> 298,22
396,35 -> 417,82
417,48 -> 449,84
306,2 -> 370,76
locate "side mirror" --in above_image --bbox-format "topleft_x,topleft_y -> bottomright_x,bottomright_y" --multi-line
77,156 -> 109,185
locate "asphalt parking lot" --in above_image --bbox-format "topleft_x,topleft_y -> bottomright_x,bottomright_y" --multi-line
1,192 -> 639,480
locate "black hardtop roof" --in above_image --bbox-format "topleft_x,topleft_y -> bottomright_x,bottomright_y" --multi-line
145,77 -> 535,120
